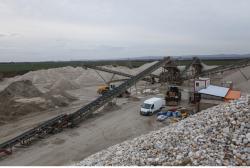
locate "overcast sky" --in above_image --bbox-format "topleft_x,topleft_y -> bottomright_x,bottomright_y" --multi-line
0,0 -> 250,62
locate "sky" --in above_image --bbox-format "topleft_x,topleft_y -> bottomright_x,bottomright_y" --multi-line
0,0 -> 250,62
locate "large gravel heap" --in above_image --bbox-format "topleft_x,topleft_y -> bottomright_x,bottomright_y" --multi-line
77,97 -> 250,166
0,80 -> 76,124
222,65 -> 250,92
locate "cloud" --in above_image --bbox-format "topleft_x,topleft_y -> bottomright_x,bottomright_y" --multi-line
0,0 -> 250,61
0,32 -> 20,38
0,33 -> 6,37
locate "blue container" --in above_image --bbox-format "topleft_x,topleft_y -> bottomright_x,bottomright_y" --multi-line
157,111 -> 168,116
167,111 -> 172,117
176,111 -> 181,117
172,111 -> 181,117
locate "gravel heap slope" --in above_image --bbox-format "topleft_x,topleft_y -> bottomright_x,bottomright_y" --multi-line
0,80 -> 76,124
77,97 -> 250,166
222,65 -> 250,93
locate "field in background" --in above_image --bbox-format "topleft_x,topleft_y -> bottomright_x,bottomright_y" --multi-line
0,59 -> 241,78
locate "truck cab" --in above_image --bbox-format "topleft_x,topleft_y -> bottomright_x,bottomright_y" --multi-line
140,97 -> 164,116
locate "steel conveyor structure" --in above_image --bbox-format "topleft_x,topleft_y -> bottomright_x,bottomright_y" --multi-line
180,57 -> 202,80
84,64 -> 159,81
200,58 -> 250,76
180,57 -> 250,80
84,64 -> 133,78
0,57 -> 170,156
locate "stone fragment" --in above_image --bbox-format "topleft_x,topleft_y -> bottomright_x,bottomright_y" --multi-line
223,127 -> 230,134
246,133 -> 250,141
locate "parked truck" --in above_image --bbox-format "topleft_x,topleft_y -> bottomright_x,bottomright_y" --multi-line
140,97 -> 164,116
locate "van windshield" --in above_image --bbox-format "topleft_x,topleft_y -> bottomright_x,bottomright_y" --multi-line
142,103 -> 152,109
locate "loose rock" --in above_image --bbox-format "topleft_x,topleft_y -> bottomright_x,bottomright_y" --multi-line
76,97 -> 250,166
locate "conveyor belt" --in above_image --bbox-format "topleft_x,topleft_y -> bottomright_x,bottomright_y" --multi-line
0,114 -> 69,155
200,58 -> 250,76
84,65 -> 133,78
0,57 -> 170,156
180,57 -> 200,77
68,57 -> 170,124
84,64 -> 159,80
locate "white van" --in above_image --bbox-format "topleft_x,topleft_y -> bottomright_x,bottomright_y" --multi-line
140,97 -> 164,116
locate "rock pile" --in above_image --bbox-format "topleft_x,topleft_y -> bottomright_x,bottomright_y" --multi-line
0,80 -> 76,124
0,62 -> 218,93
222,65 -> 250,93
77,97 -> 249,166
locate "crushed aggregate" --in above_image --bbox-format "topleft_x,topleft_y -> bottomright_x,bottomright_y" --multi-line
77,96 -> 250,166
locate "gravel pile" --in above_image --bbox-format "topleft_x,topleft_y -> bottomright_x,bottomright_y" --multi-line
0,80 -> 77,124
77,97 -> 250,166
222,65 -> 250,93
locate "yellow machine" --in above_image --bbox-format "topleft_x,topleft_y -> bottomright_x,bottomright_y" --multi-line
97,85 -> 112,95
97,85 -> 109,94
179,107 -> 189,118
97,84 -> 130,97
181,111 -> 188,118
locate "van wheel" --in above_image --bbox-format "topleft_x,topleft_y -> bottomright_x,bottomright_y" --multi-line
150,112 -> 154,116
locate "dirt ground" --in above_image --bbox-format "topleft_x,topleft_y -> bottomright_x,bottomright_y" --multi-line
0,85 -> 217,166
0,92 -> 166,165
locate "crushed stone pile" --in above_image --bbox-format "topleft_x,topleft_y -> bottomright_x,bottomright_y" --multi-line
0,80 -> 76,124
0,62 -> 163,124
50,78 -> 80,91
201,62 -> 218,71
0,61 -> 217,94
103,62 -> 162,76
222,65 -> 250,93
77,97 -> 250,166
14,66 -> 102,90
0,79 -> 43,99
0,62 -> 162,94
0,66 -> 129,92
0,62 -> 221,93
